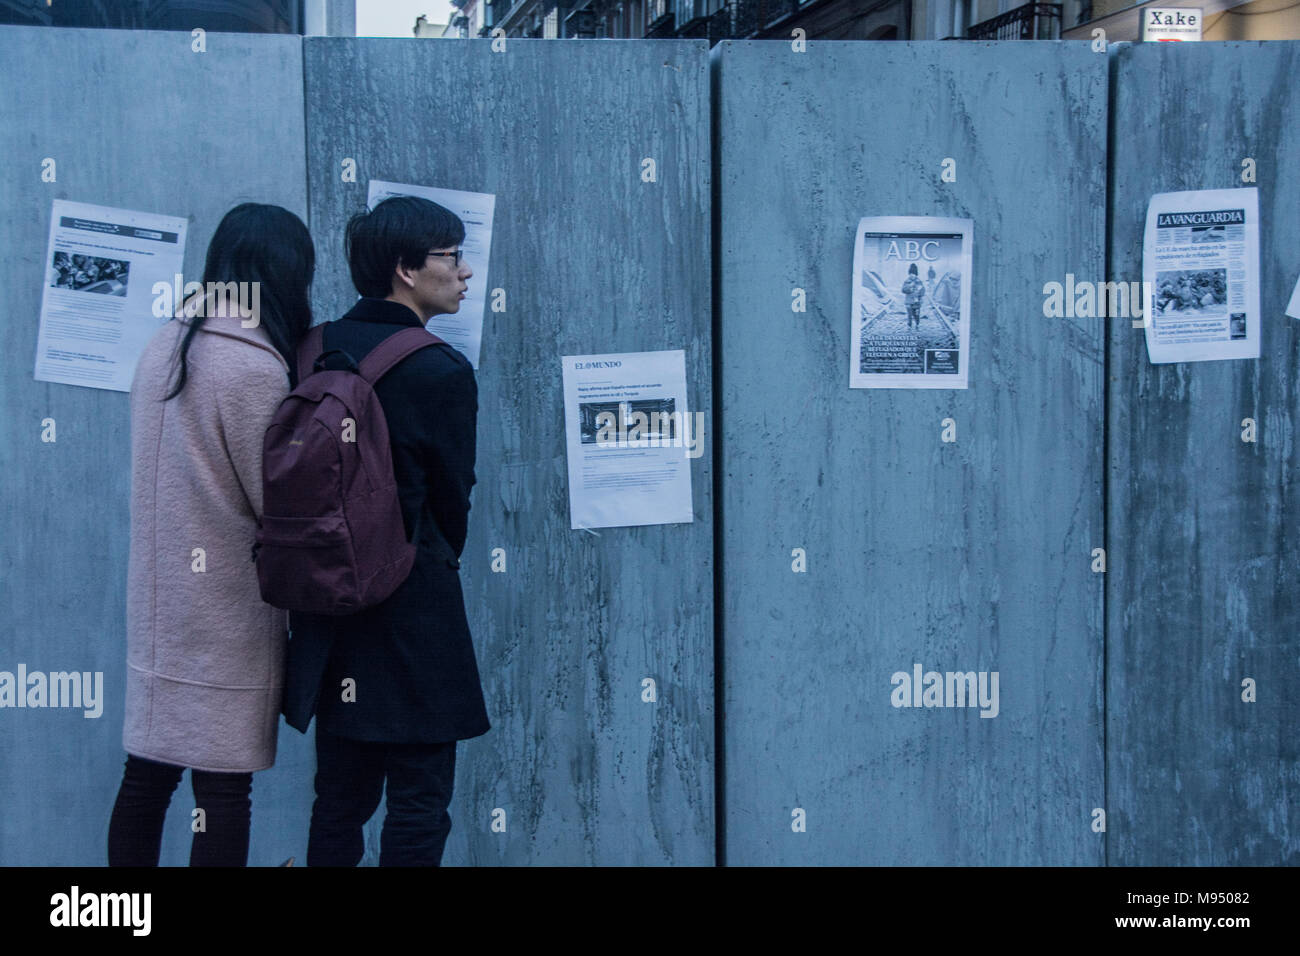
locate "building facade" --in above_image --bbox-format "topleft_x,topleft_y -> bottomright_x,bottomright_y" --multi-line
477,0 -> 1298,40
0,0 -> 302,31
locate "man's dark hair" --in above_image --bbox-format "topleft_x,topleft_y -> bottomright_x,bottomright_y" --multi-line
345,195 -> 466,299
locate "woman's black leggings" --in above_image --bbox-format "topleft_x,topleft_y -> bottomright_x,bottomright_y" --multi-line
107,754 -> 253,866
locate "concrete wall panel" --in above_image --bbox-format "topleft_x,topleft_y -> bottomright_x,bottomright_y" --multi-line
715,39 -> 1108,865
304,37 -> 715,865
1106,40 -> 1300,866
0,26 -> 311,866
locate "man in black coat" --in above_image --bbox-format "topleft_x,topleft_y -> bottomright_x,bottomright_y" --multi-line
282,195 -> 491,866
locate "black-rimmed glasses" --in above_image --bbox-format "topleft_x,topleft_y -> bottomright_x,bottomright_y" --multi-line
427,248 -> 463,267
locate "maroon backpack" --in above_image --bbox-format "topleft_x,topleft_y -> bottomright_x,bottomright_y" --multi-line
251,322 -> 444,615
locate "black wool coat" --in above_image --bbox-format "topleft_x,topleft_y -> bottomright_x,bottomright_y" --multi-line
281,296 -> 491,743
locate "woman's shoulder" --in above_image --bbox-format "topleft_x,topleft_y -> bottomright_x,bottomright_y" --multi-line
140,315 -> 186,358
186,317 -> 290,382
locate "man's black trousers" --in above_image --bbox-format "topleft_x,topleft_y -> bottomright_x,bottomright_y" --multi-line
307,726 -> 458,867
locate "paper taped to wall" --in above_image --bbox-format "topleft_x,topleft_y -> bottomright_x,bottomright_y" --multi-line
1141,187 -> 1260,363
849,216 -> 973,389
34,199 -> 187,393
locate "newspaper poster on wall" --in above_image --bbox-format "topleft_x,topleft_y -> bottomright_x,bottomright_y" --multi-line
1284,271 -> 1300,319
34,200 -> 188,392
367,179 -> 495,369
1141,187 -> 1260,363
849,216 -> 973,389
560,349 -> 697,531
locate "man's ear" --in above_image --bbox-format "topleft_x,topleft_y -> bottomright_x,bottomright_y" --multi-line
392,259 -> 417,292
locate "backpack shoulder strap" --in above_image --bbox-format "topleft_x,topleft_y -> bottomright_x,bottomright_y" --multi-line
296,322 -> 327,385
358,327 -> 448,384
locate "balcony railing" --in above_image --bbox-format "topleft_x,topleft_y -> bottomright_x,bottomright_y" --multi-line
490,0 -> 517,27
488,0 -> 906,42
732,0 -> 823,36
564,7 -> 597,35
676,6 -> 733,43
645,11 -> 676,36
964,2 -> 1061,39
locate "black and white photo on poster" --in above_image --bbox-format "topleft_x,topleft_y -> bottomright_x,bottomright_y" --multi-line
50,251 -> 130,295
34,199 -> 187,392
1141,187 -> 1260,363
561,350 -> 696,531
849,216 -> 973,389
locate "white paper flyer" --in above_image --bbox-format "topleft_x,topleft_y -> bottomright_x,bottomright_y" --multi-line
1141,187 -> 1260,363
560,350 -> 698,531
850,215 -> 973,389
34,200 -> 188,392
1284,271 -> 1300,320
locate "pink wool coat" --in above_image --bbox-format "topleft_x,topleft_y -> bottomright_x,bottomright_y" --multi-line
124,313 -> 291,772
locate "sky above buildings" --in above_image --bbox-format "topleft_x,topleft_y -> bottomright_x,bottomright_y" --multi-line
354,0 -> 454,36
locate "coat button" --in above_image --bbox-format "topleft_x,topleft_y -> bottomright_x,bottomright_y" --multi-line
446,556 -> 460,569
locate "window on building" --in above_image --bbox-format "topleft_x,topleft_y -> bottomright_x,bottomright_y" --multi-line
646,0 -> 670,28
953,0 -> 971,36
930,0 -> 950,38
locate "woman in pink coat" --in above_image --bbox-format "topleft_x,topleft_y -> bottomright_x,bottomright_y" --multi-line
107,204 -> 314,866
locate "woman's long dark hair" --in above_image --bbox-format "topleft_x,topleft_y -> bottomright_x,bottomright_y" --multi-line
163,203 -> 315,400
